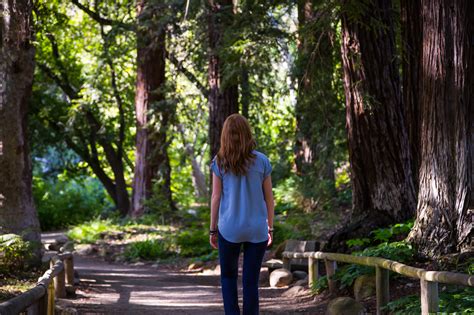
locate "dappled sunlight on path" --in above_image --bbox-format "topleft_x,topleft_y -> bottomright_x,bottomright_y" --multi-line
67,253 -> 326,314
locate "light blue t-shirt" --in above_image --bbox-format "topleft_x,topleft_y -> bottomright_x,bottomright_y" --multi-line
210,150 -> 272,243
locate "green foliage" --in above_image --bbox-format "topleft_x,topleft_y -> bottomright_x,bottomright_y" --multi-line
33,175 -> 110,231
124,238 -> 174,261
311,275 -> 329,294
370,221 -> 414,243
67,218 -> 119,244
346,221 -> 414,249
384,287 -> 474,314
333,241 -> 414,289
176,229 -> 211,257
0,234 -> 33,275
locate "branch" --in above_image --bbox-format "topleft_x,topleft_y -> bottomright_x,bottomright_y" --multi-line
70,0 -> 135,31
165,51 -> 209,98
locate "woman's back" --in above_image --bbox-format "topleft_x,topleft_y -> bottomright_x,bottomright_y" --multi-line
211,149 -> 272,243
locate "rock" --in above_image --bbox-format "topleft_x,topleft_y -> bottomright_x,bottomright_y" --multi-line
294,278 -> 308,287
292,270 -> 308,280
353,274 -> 376,301
188,261 -> 204,270
60,241 -> 75,253
152,263 -> 160,268
282,285 -> 306,298
75,244 -> 97,256
326,297 -> 366,315
273,241 -> 287,258
133,261 -> 145,266
270,268 -> 293,287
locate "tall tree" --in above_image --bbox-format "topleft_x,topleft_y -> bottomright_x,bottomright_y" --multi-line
208,0 -> 239,160
294,0 -> 343,209
329,0 -> 417,246
400,0 -> 422,193
34,1 -> 134,216
408,0 -> 473,258
132,0 -> 176,216
0,0 -> 42,263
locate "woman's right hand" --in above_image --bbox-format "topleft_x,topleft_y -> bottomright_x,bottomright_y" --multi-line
267,231 -> 273,247
210,234 -> 218,249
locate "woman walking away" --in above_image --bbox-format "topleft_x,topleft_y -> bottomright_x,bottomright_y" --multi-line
209,113 -> 275,315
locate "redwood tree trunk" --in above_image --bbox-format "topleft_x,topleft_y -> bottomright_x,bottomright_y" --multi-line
0,0 -> 42,264
401,0 -> 422,193
208,0 -> 239,161
337,0 -> 416,235
132,1 -> 175,217
408,0 -> 473,258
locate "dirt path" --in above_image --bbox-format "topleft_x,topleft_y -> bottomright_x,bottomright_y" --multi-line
69,254 -> 328,315
42,233 -> 328,314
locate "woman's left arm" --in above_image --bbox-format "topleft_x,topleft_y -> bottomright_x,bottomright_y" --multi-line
209,173 -> 222,248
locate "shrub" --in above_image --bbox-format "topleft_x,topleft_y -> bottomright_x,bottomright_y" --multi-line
0,234 -> 33,275
67,218 -> 118,244
33,176 -> 110,231
124,239 -> 174,261
384,287 -> 474,314
176,229 -> 211,257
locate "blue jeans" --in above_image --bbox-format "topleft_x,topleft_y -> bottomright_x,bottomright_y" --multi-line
218,230 -> 268,315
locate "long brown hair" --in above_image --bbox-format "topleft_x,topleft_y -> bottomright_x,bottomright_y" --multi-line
216,114 -> 257,176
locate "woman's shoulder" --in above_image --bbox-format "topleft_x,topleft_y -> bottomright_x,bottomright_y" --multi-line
252,150 -> 269,161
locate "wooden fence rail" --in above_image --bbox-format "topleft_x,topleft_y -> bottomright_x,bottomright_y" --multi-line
282,251 -> 474,315
0,252 -> 74,315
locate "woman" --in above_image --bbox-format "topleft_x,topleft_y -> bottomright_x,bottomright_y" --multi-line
209,113 -> 275,315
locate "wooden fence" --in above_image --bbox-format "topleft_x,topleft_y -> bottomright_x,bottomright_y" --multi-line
282,251 -> 474,315
0,252 -> 75,315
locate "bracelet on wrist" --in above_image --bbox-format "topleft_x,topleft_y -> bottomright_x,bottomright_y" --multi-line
209,230 -> 217,235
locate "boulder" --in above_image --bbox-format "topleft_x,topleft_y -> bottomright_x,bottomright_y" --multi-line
188,261 -> 204,270
326,297 -> 366,315
60,241 -> 75,253
270,268 -> 293,287
294,278 -> 308,287
353,274 -> 376,301
282,285 -> 306,298
292,270 -> 308,280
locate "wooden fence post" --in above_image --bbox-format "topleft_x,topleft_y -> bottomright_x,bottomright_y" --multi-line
47,281 -> 55,315
376,266 -> 390,315
324,259 -> 337,294
308,257 -> 319,288
420,279 -> 438,314
51,259 -> 66,298
64,256 -> 74,287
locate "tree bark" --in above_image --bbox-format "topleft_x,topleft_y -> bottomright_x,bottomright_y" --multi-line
0,0 -> 42,264
208,0 -> 239,161
408,0 -> 473,258
331,0 -> 416,246
132,0 -> 175,217
401,0 -> 422,193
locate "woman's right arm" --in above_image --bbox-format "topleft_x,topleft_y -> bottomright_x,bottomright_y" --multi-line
263,175 -> 275,239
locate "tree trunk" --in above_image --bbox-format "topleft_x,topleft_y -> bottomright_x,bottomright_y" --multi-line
0,0 -> 42,264
294,0 -> 338,208
208,0 -> 239,161
328,0 -> 417,249
408,0 -> 473,258
401,0 -> 422,193
132,0 -> 175,217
